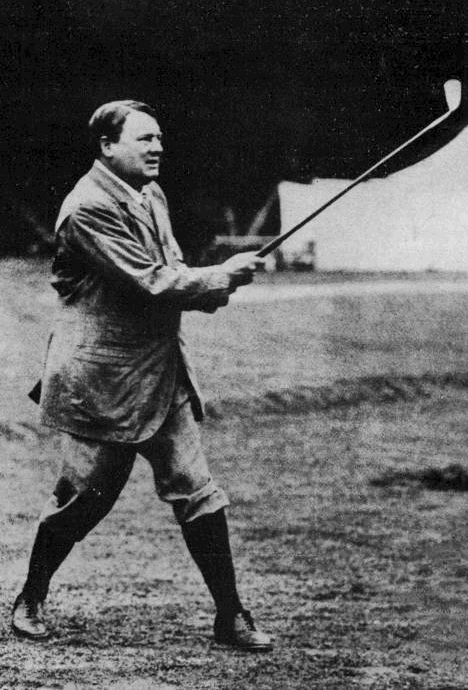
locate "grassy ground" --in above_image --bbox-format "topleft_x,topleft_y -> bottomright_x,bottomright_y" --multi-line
3,259 -> 468,688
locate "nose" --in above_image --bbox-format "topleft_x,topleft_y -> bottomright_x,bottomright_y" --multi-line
150,137 -> 163,153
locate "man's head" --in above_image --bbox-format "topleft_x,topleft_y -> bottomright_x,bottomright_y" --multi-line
89,100 -> 163,189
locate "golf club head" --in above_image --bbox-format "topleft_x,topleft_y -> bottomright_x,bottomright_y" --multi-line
443,79 -> 462,112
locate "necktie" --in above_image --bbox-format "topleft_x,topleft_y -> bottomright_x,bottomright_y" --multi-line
141,192 -> 153,216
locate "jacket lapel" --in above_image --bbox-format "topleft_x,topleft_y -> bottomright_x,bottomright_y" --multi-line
87,162 -> 156,234
123,198 -> 156,233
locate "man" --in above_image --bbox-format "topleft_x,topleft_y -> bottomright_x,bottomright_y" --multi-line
12,100 -> 272,652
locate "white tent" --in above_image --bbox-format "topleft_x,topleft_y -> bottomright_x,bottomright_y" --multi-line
278,125 -> 468,271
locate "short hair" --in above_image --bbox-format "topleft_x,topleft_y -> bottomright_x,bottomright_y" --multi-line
88,100 -> 158,155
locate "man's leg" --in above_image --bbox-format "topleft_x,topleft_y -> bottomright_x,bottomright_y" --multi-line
138,387 -> 272,652
12,434 -> 135,639
180,508 -> 272,651
12,520 -> 76,640
180,507 -> 242,617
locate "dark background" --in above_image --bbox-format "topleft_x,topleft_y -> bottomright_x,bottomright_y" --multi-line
0,0 -> 466,256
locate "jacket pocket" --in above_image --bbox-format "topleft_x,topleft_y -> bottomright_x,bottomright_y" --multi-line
74,343 -> 140,363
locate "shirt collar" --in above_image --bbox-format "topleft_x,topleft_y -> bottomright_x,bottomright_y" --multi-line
94,159 -> 145,205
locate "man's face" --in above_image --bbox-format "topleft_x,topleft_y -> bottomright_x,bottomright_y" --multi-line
101,110 -> 163,188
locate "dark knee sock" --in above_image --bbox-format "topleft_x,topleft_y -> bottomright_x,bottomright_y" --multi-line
22,523 -> 75,602
181,508 -> 243,616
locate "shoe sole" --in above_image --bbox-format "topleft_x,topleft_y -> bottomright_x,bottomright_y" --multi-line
214,640 -> 273,653
11,623 -> 51,641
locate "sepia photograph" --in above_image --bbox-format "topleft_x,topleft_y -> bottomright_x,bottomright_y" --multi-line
1,1 -> 468,688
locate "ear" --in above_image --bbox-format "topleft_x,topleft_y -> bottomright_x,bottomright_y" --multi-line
99,136 -> 113,158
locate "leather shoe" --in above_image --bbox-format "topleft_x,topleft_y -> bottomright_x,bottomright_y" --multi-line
11,593 -> 50,640
214,609 -> 273,652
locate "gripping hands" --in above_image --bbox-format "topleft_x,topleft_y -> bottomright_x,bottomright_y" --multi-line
189,251 -> 264,314
221,251 -> 265,288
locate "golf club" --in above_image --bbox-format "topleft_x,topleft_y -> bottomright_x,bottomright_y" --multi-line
256,79 -> 462,258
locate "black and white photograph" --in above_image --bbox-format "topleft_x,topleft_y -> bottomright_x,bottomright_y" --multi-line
1,1 -> 468,688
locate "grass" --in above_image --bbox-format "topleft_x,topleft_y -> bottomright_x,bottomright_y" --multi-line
2,259 -> 468,687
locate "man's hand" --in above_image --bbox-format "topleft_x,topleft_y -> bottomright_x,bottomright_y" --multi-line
221,252 -> 265,288
182,252 -> 264,314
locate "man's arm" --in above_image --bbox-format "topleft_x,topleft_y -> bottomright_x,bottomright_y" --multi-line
63,202 -> 262,308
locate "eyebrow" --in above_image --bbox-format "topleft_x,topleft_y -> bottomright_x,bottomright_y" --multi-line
136,132 -> 162,139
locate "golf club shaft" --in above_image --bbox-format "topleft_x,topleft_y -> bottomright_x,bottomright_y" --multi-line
256,107 -> 453,258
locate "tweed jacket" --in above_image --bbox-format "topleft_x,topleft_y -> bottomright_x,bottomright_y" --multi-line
39,161 -> 231,442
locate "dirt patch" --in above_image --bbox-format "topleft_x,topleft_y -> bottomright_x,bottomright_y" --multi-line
372,463 -> 468,492
206,371 -> 468,418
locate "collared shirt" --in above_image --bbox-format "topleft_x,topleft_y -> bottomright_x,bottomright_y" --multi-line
94,159 -> 145,205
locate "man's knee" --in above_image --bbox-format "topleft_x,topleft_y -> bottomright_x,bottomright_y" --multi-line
170,480 -> 230,524
40,481 -> 118,542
